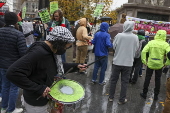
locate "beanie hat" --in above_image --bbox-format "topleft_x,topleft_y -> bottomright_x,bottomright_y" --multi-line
0,20 -> 5,28
46,26 -> 75,43
0,18 -> 5,28
138,29 -> 145,36
4,12 -> 18,25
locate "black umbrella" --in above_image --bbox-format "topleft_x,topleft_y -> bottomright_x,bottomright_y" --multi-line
32,16 -> 41,20
24,17 -> 31,21
99,16 -> 112,21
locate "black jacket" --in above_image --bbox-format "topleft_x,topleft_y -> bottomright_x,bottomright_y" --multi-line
0,26 -> 27,69
6,41 -> 79,106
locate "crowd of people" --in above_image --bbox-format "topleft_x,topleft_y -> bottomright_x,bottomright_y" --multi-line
0,9 -> 170,113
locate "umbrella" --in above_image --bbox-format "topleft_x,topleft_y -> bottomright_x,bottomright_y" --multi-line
99,16 -> 112,21
108,23 -> 123,42
32,16 -> 41,20
24,17 -> 31,21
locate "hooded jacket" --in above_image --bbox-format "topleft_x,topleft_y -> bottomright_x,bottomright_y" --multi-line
76,18 -> 92,46
92,22 -> 113,56
141,30 -> 170,70
6,41 -> 79,106
112,21 -> 139,66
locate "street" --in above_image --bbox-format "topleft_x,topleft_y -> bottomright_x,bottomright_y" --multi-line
1,48 -> 167,113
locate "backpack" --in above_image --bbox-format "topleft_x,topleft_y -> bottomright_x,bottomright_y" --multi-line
135,39 -> 145,58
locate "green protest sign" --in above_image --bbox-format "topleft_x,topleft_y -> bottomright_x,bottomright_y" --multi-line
22,6 -> 26,19
38,9 -> 51,23
50,1 -> 58,14
93,3 -> 104,17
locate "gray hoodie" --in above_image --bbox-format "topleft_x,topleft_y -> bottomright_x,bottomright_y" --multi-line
112,21 -> 139,66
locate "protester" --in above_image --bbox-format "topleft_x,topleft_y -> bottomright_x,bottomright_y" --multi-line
0,19 -> 5,102
0,12 -> 27,113
162,51 -> 170,113
72,21 -> 80,62
140,30 -> 170,100
33,20 -> 43,41
145,31 -> 150,42
129,29 -> 147,84
108,21 -> 139,104
6,26 -> 87,113
47,9 -> 70,62
91,22 -> 113,85
75,18 -> 93,65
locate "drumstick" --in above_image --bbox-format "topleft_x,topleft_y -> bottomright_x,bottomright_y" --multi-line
85,56 -> 106,68
36,56 -> 106,100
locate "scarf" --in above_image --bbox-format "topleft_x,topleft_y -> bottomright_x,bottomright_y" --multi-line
51,17 -> 66,76
47,26 -> 75,76
54,54 -> 64,76
138,35 -> 145,40
51,17 -> 66,28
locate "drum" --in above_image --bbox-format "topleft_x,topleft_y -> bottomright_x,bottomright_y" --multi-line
48,79 -> 85,111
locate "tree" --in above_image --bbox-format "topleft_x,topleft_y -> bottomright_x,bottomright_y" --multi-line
49,0 -> 82,21
106,10 -> 117,24
49,0 -> 116,23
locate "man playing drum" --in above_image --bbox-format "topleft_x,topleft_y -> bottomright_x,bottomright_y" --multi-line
6,26 -> 87,113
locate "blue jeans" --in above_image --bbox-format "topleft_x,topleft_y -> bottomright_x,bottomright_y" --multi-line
0,68 -> 19,112
92,56 -> 108,83
61,53 -> 66,62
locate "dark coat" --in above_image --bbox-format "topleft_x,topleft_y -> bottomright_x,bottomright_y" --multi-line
0,26 -> 27,69
6,41 -> 79,106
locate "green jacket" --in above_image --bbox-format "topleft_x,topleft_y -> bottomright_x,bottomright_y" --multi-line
141,30 -> 170,70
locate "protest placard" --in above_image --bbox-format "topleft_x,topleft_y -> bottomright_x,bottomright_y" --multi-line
38,9 -> 51,23
93,3 -> 104,17
50,1 -> 58,14
22,6 -> 26,19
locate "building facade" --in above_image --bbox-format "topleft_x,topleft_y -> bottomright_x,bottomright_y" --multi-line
23,0 -> 39,19
117,0 -> 170,22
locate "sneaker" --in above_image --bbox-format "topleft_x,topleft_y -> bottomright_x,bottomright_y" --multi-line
1,108 -> 7,113
139,75 -> 142,77
99,81 -> 106,85
11,108 -> 23,113
108,98 -> 113,102
79,71 -> 87,74
140,93 -> 147,99
91,80 -> 96,84
0,97 -> 2,102
118,99 -> 127,104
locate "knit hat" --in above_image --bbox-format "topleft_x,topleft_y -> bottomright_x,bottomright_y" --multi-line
4,12 -> 18,25
0,20 -> 5,28
46,26 -> 75,43
138,29 -> 145,36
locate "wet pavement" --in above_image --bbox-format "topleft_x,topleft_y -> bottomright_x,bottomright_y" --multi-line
63,49 -> 166,113
1,48 -> 167,113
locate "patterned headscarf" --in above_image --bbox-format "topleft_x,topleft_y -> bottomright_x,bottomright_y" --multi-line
46,26 -> 75,76
46,26 -> 75,43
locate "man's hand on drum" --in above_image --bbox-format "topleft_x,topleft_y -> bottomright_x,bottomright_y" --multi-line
78,64 -> 88,71
42,87 -> 51,97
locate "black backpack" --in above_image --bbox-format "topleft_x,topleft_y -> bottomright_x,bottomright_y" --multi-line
135,39 -> 145,58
